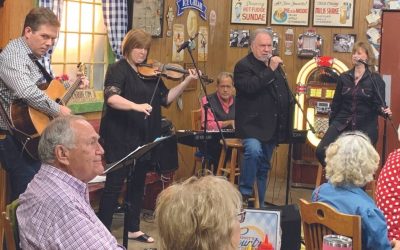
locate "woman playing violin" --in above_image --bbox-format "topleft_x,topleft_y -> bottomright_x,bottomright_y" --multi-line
98,29 -> 198,243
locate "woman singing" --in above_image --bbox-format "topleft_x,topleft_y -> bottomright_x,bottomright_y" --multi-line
316,41 -> 392,166
97,29 -> 198,243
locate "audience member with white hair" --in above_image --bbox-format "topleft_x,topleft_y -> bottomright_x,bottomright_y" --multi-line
312,131 -> 400,250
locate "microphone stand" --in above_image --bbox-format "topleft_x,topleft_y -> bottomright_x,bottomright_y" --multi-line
365,65 -> 398,165
122,159 -> 135,248
277,65 -> 316,205
184,44 -> 227,174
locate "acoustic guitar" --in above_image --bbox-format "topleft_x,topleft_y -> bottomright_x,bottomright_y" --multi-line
9,63 -> 85,159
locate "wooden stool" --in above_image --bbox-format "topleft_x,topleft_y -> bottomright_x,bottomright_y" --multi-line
216,138 -> 260,208
216,138 -> 242,183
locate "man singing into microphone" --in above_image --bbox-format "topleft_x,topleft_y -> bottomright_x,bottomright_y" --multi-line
234,29 -> 293,207
316,41 -> 392,166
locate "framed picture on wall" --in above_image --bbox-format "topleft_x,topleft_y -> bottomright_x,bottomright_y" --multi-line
131,0 -> 164,37
333,34 -> 356,53
313,0 -> 355,27
230,0 -> 268,25
270,0 -> 310,26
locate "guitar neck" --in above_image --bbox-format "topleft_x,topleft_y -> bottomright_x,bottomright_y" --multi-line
60,62 -> 85,105
60,78 -> 81,105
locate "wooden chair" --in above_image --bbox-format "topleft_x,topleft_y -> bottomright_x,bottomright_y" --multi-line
299,198 -> 361,250
216,138 -> 241,183
2,199 -> 19,250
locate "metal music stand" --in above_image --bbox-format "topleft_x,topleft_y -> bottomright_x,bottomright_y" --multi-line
103,135 -> 172,248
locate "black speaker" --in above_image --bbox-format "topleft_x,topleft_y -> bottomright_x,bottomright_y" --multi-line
264,204 -> 301,250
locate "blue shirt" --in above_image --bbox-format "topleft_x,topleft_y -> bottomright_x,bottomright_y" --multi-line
312,183 -> 391,250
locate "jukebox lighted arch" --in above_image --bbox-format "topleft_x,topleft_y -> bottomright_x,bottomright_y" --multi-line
293,56 -> 349,147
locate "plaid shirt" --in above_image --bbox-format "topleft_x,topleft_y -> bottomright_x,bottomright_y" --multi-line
17,164 -> 125,250
102,0 -> 128,59
0,37 -> 60,130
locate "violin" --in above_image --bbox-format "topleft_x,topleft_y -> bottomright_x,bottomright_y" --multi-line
137,59 -> 213,84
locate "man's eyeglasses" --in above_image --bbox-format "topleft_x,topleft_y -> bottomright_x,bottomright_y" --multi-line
237,209 -> 246,223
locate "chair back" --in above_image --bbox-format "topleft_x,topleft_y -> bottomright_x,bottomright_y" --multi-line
2,199 -> 20,250
299,198 -> 361,250
191,108 -> 202,130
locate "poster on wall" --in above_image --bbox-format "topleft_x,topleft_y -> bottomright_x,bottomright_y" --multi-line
172,24 -> 184,62
198,26 -> 208,62
131,0 -> 164,37
313,0 -> 355,27
230,0 -> 268,24
270,0 -> 310,26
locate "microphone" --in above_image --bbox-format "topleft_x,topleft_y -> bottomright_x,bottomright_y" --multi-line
177,32 -> 199,53
266,54 -> 284,66
356,59 -> 370,66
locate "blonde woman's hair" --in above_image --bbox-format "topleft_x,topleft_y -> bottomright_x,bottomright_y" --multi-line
352,41 -> 376,71
325,131 -> 380,187
155,175 -> 242,250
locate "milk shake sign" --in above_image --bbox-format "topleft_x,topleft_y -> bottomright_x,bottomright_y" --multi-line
231,0 -> 268,24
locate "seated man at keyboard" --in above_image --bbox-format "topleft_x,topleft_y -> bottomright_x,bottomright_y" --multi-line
17,116 -> 124,249
199,72 -> 235,171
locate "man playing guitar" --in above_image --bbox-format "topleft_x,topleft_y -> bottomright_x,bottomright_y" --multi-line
0,7 -> 87,200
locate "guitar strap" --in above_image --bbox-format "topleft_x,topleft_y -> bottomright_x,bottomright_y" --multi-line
28,53 -> 53,83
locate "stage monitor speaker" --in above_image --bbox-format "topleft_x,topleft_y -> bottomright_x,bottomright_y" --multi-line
264,204 -> 301,250
153,135 -> 178,174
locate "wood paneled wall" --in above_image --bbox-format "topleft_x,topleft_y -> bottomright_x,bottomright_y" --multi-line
0,0 -> 374,180
0,0 -> 35,48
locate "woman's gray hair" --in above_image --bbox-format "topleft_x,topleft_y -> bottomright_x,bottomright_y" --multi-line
325,131 -> 380,187
249,28 -> 272,46
38,115 -> 84,164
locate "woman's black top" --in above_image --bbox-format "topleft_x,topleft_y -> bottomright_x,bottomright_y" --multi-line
99,59 -> 169,163
329,67 -> 386,142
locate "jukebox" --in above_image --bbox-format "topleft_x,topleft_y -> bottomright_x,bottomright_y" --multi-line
291,56 -> 349,187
